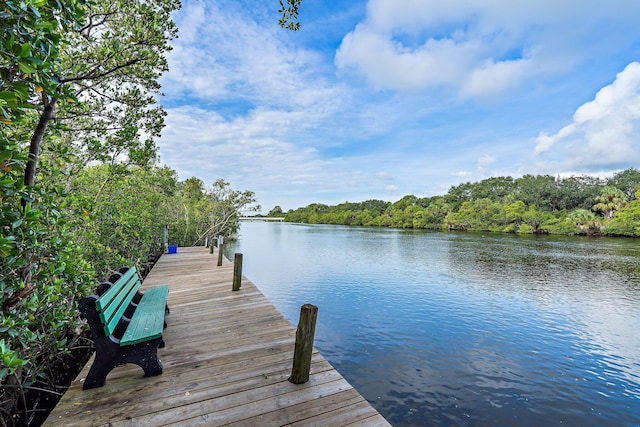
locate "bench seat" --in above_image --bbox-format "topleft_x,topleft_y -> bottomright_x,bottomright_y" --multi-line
121,285 -> 169,345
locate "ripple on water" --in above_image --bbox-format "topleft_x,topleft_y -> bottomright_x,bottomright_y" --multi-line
228,223 -> 640,427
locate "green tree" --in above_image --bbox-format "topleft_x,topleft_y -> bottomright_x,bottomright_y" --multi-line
569,208 -> 601,235
0,0 -> 87,124
500,200 -> 526,232
167,177 -> 214,245
23,0 -> 180,189
193,179 -> 260,245
444,181 -> 473,210
1,3 -> 95,423
604,190 -> 640,236
540,215 -> 580,235
71,165 -> 176,275
553,175 -> 603,211
592,186 -> 629,219
353,209 -> 375,226
268,206 -> 284,217
392,194 -> 418,210
512,175 -> 558,211
413,198 -> 450,229
607,168 -> 640,200
360,199 -> 391,215
183,177 -> 205,201
470,176 -> 515,201
522,205 -> 553,234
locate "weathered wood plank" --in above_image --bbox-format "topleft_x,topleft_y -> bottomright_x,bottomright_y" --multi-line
225,389 -> 367,427
45,247 -> 391,426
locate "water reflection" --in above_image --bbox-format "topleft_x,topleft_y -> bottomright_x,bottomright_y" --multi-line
226,223 -> 640,427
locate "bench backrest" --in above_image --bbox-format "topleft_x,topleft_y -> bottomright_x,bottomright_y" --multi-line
95,267 -> 141,336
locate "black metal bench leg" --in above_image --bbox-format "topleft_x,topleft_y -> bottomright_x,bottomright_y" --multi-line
83,339 -> 164,389
138,355 -> 163,377
120,339 -> 164,378
83,350 -> 118,390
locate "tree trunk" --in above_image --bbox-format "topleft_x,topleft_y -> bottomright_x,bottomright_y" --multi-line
24,96 -> 57,187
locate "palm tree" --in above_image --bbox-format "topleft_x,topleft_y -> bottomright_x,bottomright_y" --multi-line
592,186 -> 629,219
570,209 -> 601,234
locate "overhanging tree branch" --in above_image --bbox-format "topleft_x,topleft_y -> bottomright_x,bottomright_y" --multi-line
60,58 -> 146,84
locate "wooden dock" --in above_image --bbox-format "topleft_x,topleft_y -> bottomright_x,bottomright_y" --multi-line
45,247 -> 391,426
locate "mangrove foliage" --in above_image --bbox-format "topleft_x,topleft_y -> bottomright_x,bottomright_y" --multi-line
283,171 -> 640,237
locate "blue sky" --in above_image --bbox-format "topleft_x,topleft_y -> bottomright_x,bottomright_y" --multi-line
158,0 -> 640,213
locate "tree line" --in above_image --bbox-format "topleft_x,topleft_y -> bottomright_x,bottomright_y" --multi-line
281,171 -> 640,237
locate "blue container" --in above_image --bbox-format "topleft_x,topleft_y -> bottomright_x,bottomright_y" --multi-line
167,244 -> 177,254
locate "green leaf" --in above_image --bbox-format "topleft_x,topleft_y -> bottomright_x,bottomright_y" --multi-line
30,5 -> 41,18
20,43 -> 31,57
0,91 -> 17,102
18,61 -> 37,74
12,83 -> 29,100
0,105 -> 11,121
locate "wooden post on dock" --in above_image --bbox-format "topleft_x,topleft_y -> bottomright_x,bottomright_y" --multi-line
163,224 -> 169,253
289,304 -> 318,384
217,236 -> 224,266
232,253 -> 243,291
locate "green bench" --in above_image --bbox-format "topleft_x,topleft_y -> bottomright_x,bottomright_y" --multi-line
79,266 -> 169,389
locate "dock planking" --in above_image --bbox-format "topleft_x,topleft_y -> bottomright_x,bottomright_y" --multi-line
45,247 -> 391,426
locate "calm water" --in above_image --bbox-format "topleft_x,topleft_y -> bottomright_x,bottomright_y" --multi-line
225,222 -> 640,427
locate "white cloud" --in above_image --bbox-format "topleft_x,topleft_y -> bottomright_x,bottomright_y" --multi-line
533,62 -> 640,171
162,0 -> 340,111
534,124 -> 577,155
335,0 -> 640,96
461,59 -> 532,98
157,1 -> 640,211
477,154 -> 496,171
336,28 -> 476,91
374,171 -> 394,181
159,105 -> 384,210
161,106 -> 321,183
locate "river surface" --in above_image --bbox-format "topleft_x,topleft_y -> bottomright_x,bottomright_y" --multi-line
225,222 -> 640,427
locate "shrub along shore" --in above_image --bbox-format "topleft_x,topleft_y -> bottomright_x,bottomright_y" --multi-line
283,170 -> 640,237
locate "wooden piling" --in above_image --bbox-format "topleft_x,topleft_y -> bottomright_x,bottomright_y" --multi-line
217,244 -> 224,265
232,253 -> 243,291
289,304 -> 318,384
163,224 -> 169,253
